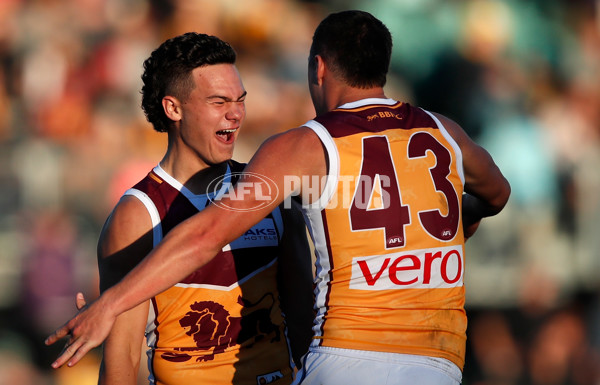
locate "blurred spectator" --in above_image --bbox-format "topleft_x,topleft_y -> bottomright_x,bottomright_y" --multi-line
15,209 -> 98,370
465,310 -> 524,385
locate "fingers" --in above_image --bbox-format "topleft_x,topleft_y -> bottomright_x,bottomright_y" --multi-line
66,341 -> 94,367
51,337 -> 90,368
76,292 -> 87,310
45,295 -> 112,369
45,324 -> 71,346
45,323 -> 90,368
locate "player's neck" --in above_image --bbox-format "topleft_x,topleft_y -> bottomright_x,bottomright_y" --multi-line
159,153 -> 229,195
324,85 -> 387,114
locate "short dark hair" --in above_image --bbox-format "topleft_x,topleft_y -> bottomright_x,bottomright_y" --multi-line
309,10 -> 392,89
141,32 -> 236,132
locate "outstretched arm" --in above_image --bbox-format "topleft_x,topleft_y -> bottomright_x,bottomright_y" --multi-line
45,190 -> 264,368
45,127 -> 327,368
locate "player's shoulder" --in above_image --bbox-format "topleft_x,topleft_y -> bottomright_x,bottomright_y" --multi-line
430,111 -> 457,126
98,193 -> 155,288
427,111 -> 472,146
100,194 -> 154,247
112,193 -> 150,217
266,126 -> 323,149
262,127 -> 325,168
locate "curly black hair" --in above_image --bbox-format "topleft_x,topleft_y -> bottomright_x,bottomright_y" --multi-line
141,32 -> 236,133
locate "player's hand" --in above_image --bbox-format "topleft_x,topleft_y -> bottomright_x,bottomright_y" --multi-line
463,219 -> 481,241
45,294 -> 116,368
462,193 -> 484,241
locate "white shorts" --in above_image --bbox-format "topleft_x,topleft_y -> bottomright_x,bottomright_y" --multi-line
292,346 -> 462,385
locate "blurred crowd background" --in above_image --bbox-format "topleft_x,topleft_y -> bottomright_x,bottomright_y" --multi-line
0,0 -> 599,384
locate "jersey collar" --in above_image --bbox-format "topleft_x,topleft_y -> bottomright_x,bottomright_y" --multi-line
337,98 -> 397,110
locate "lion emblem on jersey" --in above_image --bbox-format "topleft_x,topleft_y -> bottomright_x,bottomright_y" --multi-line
161,294 -> 280,363
161,300 -> 233,362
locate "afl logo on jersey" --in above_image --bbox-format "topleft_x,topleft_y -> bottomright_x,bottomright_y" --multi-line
387,236 -> 404,245
206,172 -> 279,212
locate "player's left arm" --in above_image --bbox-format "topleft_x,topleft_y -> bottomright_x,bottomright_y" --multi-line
96,195 -> 153,384
433,112 -> 510,239
277,199 -> 315,368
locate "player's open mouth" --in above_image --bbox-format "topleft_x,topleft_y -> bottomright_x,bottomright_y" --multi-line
216,128 -> 237,143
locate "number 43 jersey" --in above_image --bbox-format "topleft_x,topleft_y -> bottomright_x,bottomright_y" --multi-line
302,98 -> 467,370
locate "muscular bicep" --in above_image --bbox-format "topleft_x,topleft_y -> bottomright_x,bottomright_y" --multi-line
98,195 -> 155,292
243,127 -> 328,204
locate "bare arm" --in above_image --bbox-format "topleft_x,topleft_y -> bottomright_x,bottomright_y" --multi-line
45,127 -> 327,368
277,199 -> 315,367
97,196 -> 153,384
434,113 -> 511,238
99,304 -> 148,385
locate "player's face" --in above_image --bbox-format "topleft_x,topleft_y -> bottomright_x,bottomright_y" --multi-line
178,64 -> 246,167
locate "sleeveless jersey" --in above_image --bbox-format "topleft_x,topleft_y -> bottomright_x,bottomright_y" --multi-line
302,98 -> 467,370
125,162 -> 294,385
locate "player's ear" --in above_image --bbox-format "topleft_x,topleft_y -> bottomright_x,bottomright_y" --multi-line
162,96 -> 182,122
314,55 -> 326,86
309,55 -> 326,86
